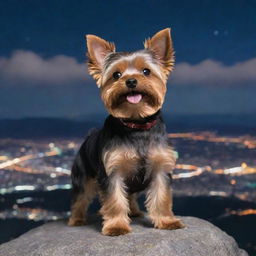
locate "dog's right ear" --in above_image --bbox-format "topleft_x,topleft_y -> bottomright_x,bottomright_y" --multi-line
86,35 -> 116,87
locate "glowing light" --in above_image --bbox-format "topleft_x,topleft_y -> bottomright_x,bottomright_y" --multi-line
55,167 -> 71,175
16,197 -> 33,204
230,209 -> 256,216
214,163 -> 256,176
168,132 -> 256,149
0,207 -> 69,221
230,179 -> 236,185
209,191 -> 227,196
49,143 -> 55,148
223,167 -> 243,175
0,149 -> 61,170
14,185 -> 35,191
68,142 -> 75,148
173,162 -> 256,179
46,184 -> 71,191
173,167 -> 206,179
0,156 -> 8,161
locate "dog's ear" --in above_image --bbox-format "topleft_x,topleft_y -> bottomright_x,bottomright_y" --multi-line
86,35 -> 116,86
144,28 -> 174,76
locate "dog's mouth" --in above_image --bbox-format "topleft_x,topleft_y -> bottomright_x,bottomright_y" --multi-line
125,91 -> 143,104
111,90 -> 156,109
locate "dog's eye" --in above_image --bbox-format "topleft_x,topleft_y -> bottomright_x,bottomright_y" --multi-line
143,68 -> 150,76
113,71 -> 122,80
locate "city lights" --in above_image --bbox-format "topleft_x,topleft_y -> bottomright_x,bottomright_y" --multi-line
0,132 -> 255,222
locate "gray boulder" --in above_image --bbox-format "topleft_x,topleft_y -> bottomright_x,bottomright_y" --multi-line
0,216 -> 248,256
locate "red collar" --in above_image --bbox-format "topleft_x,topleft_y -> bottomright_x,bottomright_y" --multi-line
119,118 -> 157,130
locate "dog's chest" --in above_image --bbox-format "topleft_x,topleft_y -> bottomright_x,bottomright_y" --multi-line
102,120 -> 175,193
125,143 -> 175,193
103,137 -> 175,193
124,165 -> 152,194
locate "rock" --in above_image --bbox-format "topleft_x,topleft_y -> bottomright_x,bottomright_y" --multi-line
0,216 -> 248,256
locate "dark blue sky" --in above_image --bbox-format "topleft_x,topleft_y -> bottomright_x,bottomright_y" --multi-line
0,0 -> 256,119
1,0 -> 256,63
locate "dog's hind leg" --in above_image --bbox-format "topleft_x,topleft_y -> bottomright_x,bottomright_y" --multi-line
128,193 -> 144,217
68,178 -> 97,226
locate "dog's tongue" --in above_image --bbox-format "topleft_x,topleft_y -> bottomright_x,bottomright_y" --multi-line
126,93 -> 142,104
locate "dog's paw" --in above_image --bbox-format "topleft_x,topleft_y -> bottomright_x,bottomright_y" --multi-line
102,223 -> 132,236
68,218 -> 86,226
155,217 -> 185,230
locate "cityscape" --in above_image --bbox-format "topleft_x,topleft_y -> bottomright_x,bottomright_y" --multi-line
0,132 -> 256,254
1,132 -> 256,212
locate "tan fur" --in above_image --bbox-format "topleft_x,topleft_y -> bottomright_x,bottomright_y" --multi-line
103,60 -> 129,84
100,175 -> 131,236
148,145 -> 176,173
145,172 -> 184,229
102,146 -> 139,176
102,55 -> 165,84
101,68 -> 166,119
68,178 -> 98,226
145,146 -> 184,229
82,29 -> 183,235
144,28 -> 175,79
86,29 -> 174,119
86,34 -> 115,86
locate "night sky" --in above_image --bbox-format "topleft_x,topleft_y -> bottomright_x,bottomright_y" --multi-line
0,0 -> 256,119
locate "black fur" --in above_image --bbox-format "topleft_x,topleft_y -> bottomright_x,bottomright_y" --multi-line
71,110 -> 172,200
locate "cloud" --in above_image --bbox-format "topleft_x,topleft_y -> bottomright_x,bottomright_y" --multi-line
0,50 -> 87,86
0,50 -> 256,87
171,58 -> 256,86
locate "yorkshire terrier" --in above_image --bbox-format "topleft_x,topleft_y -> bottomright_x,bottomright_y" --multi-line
68,28 -> 185,236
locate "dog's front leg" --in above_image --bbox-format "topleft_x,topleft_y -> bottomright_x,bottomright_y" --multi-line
100,174 -> 131,236
100,147 -> 139,236
145,171 -> 184,229
145,146 -> 185,229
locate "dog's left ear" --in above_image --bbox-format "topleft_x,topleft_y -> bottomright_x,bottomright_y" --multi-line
86,34 -> 116,87
144,28 -> 174,76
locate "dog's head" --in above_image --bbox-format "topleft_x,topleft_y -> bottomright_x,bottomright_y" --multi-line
86,28 -> 174,119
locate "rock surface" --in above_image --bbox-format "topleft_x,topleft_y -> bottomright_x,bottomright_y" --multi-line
0,216 -> 248,256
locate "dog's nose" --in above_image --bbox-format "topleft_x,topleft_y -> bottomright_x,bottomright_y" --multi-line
126,78 -> 137,88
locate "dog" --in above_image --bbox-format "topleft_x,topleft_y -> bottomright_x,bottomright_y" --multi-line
68,28 -> 185,236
